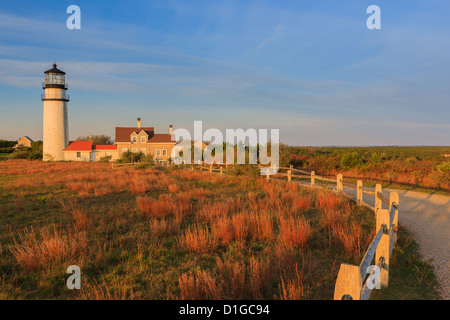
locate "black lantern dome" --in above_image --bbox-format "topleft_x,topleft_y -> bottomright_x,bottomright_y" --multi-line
43,63 -> 67,89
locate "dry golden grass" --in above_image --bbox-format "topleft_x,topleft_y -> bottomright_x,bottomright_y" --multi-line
168,184 -> 180,193
0,160 -> 381,300
278,215 -> 312,248
136,195 -> 172,218
179,268 -> 222,300
249,212 -> 274,242
278,266 -> 306,300
211,217 -> 233,247
61,200 -> 92,232
80,280 -> 136,300
216,257 -> 246,299
248,255 -> 272,299
10,226 -> 87,271
331,222 -> 363,259
177,224 -> 218,253
291,193 -> 314,213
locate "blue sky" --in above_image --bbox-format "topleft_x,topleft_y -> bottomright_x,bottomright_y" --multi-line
0,0 -> 449,145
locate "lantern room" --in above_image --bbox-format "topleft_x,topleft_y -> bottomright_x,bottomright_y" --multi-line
43,63 -> 67,89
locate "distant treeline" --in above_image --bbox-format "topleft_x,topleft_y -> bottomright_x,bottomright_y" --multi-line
0,139 -> 17,152
282,145 -> 450,191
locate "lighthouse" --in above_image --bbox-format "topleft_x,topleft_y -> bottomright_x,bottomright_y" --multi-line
42,64 -> 69,161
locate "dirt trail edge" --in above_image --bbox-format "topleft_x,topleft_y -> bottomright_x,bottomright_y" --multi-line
388,189 -> 449,299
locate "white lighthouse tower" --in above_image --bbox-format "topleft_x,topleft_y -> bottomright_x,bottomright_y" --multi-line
42,64 -> 69,161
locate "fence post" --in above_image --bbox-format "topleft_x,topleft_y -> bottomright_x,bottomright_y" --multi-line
287,170 -> 291,182
209,165 -> 213,173
220,166 -> 223,175
390,192 -> 399,242
357,180 -> 363,206
334,264 -> 362,300
375,184 -> 382,213
191,165 -> 194,171
311,171 -> 315,187
337,174 -> 343,193
376,208 -> 390,288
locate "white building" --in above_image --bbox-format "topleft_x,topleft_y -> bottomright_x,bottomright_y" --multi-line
42,64 -> 69,161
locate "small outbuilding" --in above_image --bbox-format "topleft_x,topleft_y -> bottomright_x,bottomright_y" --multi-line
15,136 -> 34,149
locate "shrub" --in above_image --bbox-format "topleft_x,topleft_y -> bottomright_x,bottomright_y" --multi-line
99,155 -> 112,162
340,152 -> 364,170
9,151 -> 29,159
117,151 -> 144,163
0,147 -> 14,153
436,162 -> 450,173
227,164 -> 260,177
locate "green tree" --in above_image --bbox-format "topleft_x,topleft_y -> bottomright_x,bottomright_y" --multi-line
76,134 -> 113,145
0,140 -> 17,148
28,140 -> 43,160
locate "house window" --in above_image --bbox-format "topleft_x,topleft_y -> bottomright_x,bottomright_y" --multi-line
156,149 -> 161,156
162,149 -> 167,156
132,136 -> 137,143
141,136 -> 146,143
77,152 -> 81,158
141,148 -> 146,155
106,152 -> 111,156
132,148 -> 138,153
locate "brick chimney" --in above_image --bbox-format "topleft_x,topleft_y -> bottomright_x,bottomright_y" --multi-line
169,125 -> 173,135
137,118 -> 141,129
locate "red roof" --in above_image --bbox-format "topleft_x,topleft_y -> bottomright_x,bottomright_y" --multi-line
93,145 -> 117,150
148,134 -> 175,143
115,127 -> 154,143
63,141 -> 92,151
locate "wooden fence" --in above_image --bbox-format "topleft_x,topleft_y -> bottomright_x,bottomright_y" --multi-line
114,160 -> 399,299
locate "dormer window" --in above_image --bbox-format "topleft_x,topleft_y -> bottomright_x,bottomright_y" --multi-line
141,136 -> 146,143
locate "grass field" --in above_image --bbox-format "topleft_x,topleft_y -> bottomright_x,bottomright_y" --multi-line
0,160 -> 440,299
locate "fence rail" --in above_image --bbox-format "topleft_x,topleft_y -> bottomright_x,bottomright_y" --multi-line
113,160 -> 399,299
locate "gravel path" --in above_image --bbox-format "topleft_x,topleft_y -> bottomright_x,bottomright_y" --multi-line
388,189 -> 450,300
297,180 -> 450,299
